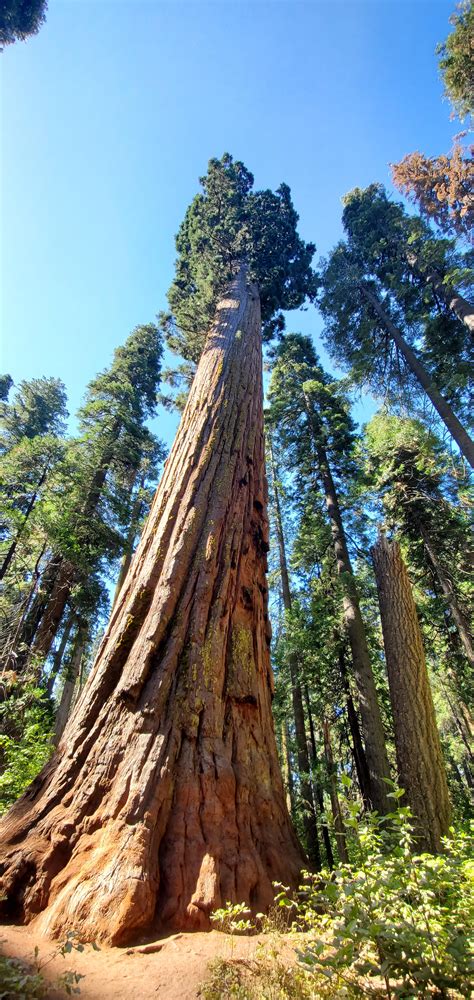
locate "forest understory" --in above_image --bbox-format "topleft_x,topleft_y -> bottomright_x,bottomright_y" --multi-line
1,2 -> 473,999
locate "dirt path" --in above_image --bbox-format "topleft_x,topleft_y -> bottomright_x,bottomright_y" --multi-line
0,923 -> 282,999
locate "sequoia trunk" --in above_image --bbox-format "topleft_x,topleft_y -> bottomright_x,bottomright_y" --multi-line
372,534 -> 451,852
0,269 -> 303,944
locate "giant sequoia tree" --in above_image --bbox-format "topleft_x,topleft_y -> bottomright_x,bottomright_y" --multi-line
0,155 -> 315,943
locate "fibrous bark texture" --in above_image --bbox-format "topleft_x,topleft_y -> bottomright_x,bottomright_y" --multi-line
372,535 -> 451,853
0,269 -> 303,944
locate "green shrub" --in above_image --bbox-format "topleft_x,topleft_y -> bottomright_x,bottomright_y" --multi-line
0,685 -> 53,816
0,932 -> 86,998
207,793 -> 473,998
284,799 -> 474,998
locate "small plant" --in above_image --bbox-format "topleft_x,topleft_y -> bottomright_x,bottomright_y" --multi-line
200,952 -> 315,1000
0,930 -> 90,998
210,901 -> 255,935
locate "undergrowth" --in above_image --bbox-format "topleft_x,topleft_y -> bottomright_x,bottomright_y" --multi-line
204,790 -> 474,999
0,931 -> 90,998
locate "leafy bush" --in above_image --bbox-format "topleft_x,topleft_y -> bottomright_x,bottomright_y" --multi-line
0,684 -> 53,816
200,951 -> 314,1000
210,902 -> 255,935
0,932 -> 86,997
206,793 -> 473,998
283,799 -> 474,998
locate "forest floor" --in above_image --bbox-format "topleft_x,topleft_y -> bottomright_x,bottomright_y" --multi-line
0,922 -> 300,999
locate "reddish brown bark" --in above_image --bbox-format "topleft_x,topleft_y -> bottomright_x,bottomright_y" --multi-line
372,535 -> 452,853
0,269 -> 303,944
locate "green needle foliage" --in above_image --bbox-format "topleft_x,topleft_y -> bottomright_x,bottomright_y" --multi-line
437,0 -> 474,121
319,183 -> 473,421
0,377 -> 68,453
163,153 -> 317,364
0,0 -> 48,48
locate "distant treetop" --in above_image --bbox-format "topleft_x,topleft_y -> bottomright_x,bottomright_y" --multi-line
0,0 -> 48,48
437,1 -> 474,121
165,153 -> 317,363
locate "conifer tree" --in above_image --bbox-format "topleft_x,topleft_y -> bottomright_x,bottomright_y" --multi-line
267,334 -> 391,814
0,379 -> 68,664
364,413 -> 474,672
391,2 -> 473,241
372,534 -> 452,852
0,0 -> 47,47
0,155 -> 315,943
13,324 -> 163,667
267,433 -> 322,868
341,184 -> 474,336
0,378 -> 67,453
319,239 -> 474,467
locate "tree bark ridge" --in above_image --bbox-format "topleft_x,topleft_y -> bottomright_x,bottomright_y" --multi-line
0,269 -> 303,944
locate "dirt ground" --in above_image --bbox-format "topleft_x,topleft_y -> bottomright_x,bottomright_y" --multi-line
0,922 -> 289,999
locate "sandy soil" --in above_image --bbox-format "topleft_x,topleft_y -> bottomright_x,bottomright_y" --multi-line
0,923 -> 287,999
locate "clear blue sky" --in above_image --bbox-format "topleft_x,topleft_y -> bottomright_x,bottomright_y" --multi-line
1,0 -> 456,445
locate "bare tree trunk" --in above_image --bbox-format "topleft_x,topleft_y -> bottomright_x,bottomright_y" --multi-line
112,472 -> 145,609
267,435 -> 321,868
360,283 -> 474,468
30,560 -> 74,663
1,546 -> 46,673
337,645 -> 372,809
46,612 -> 76,698
323,720 -> 349,864
420,527 -> 474,668
14,553 -> 63,670
0,461 -> 50,581
0,268 -> 303,944
372,534 -> 451,852
53,623 -> 88,745
280,720 -> 294,813
16,424 -> 123,668
303,685 -> 334,869
405,250 -> 474,336
423,266 -> 474,336
307,434 -> 391,815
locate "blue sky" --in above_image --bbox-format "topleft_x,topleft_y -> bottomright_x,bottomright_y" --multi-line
1,0 -> 456,445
